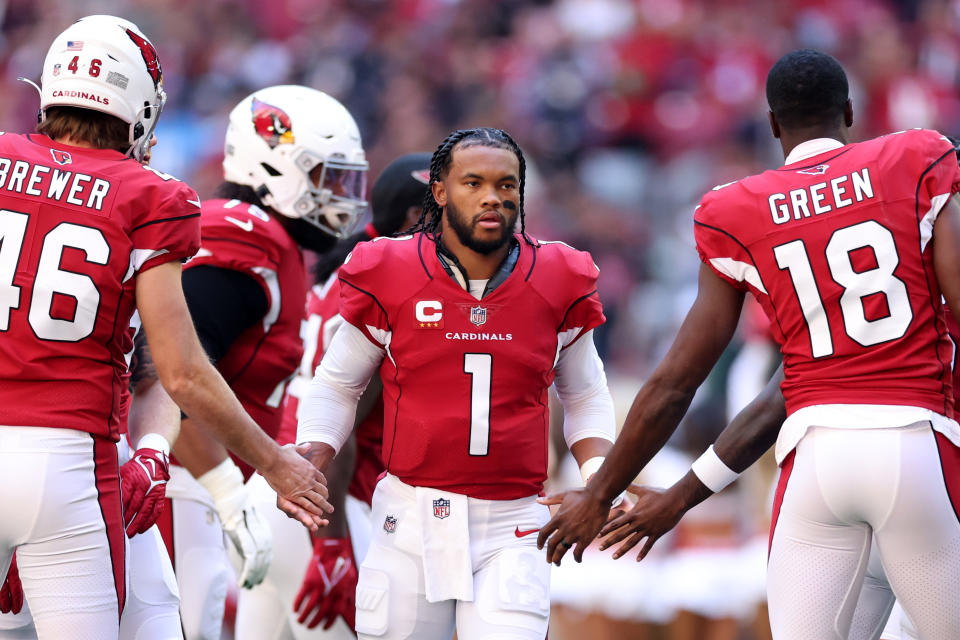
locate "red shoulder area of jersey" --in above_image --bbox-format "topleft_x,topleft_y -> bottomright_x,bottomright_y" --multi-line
0,133 -> 200,227
696,128 -> 958,239
194,198 -> 298,264
526,237 -> 601,308
339,233 -> 425,294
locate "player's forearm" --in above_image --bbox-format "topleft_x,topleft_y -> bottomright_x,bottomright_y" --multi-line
589,265 -> 745,504
308,434 -> 356,539
713,365 -> 785,473
587,376 -> 696,504
662,469 -> 716,519
136,263 -> 283,474
298,322 -> 381,452
172,417 -> 231,478
128,375 -> 180,450
569,437 -> 613,481
166,365 -> 280,473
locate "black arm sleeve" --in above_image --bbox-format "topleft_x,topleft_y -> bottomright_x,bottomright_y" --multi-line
181,265 -> 269,363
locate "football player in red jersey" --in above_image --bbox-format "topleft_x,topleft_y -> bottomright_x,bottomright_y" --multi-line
0,16 -> 331,640
237,152 -> 431,640
126,85 -> 368,640
538,49 -> 960,639
297,128 -> 619,640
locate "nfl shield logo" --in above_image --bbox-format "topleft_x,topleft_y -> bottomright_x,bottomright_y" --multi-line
383,515 -> 397,533
469,306 -> 487,327
433,498 -> 450,519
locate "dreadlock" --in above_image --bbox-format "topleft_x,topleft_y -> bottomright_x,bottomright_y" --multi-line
407,127 -> 535,247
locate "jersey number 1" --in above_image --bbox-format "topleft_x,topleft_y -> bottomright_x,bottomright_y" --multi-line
774,219 -> 913,358
464,353 -> 491,456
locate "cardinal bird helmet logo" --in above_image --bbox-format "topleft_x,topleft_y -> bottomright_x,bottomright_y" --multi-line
251,97 -> 295,148
125,29 -> 162,89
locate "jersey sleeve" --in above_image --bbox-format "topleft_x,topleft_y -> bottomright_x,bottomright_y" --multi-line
338,241 -> 391,348
130,181 -> 202,275
557,247 -> 606,349
693,192 -> 763,294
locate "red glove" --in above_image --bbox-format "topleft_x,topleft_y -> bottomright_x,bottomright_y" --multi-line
119,448 -> 170,537
0,552 -> 23,614
293,537 -> 358,632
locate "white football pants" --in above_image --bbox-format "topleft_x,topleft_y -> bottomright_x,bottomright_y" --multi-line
355,474 -> 551,640
0,427 -> 124,640
0,438 -> 182,640
768,422 -> 960,640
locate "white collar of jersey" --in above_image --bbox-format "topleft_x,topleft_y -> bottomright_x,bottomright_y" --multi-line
784,137 -> 845,166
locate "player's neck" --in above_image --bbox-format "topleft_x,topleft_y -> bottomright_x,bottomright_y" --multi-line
51,134 -> 99,150
780,127 -> 849,160
436,232 -> 510,281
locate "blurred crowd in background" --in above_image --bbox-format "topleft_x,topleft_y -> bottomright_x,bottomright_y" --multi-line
0,0 -> 957,637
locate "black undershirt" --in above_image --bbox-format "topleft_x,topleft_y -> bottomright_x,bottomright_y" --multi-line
181,265 -> 268,363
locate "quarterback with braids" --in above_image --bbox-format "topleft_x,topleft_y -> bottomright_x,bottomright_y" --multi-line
298,127 -> 618,639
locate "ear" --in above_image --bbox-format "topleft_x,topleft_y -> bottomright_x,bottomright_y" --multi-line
432,181 -> 446,208
768,111 -> 781,139
844,99 -> 854,128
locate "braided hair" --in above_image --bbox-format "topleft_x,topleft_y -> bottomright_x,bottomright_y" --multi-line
407,127 -> 535,247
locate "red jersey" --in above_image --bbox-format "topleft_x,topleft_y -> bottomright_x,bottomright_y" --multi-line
0,134 -> 200,440
279,272 -> 385,506
185,198 -> 305,478
339,233 -> 605,500
695,129 -> 960,417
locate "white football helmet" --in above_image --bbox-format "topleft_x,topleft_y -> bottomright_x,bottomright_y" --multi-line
38,15 -> 166,162
223,85 -> 368,237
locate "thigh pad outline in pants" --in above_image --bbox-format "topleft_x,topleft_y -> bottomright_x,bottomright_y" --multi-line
170,497 -> 230,640
123,526 -> 183,640
355,543 -> 454,640
456,546 -> 550,640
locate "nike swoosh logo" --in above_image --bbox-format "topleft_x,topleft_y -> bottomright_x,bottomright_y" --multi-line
515,527 -> 539,538
186,198 -> 201,208
224,216 -> 254,232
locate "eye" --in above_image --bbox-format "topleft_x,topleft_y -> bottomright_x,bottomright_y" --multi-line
465,180 -> 480,187
501,183 -> 517,191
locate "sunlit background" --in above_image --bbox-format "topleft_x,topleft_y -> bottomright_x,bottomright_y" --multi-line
2,1 -> 957,637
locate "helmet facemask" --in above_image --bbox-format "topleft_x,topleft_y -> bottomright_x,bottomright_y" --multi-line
287,151 -> 368,237
224,85 -> 369,241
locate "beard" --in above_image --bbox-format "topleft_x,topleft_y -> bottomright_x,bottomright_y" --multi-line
445,200 -> 516,255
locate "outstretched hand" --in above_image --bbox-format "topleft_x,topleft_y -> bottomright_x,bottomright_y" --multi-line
536,487 -> 610,565
270,443 -> 333,531
598,484 -> 685,561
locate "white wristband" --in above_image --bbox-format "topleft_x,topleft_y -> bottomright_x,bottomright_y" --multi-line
136,433 -> 170,456
691,445 -> 740,493
579,456 -> 605,484
196,457 -> 246,521
579,456 -> 625,508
